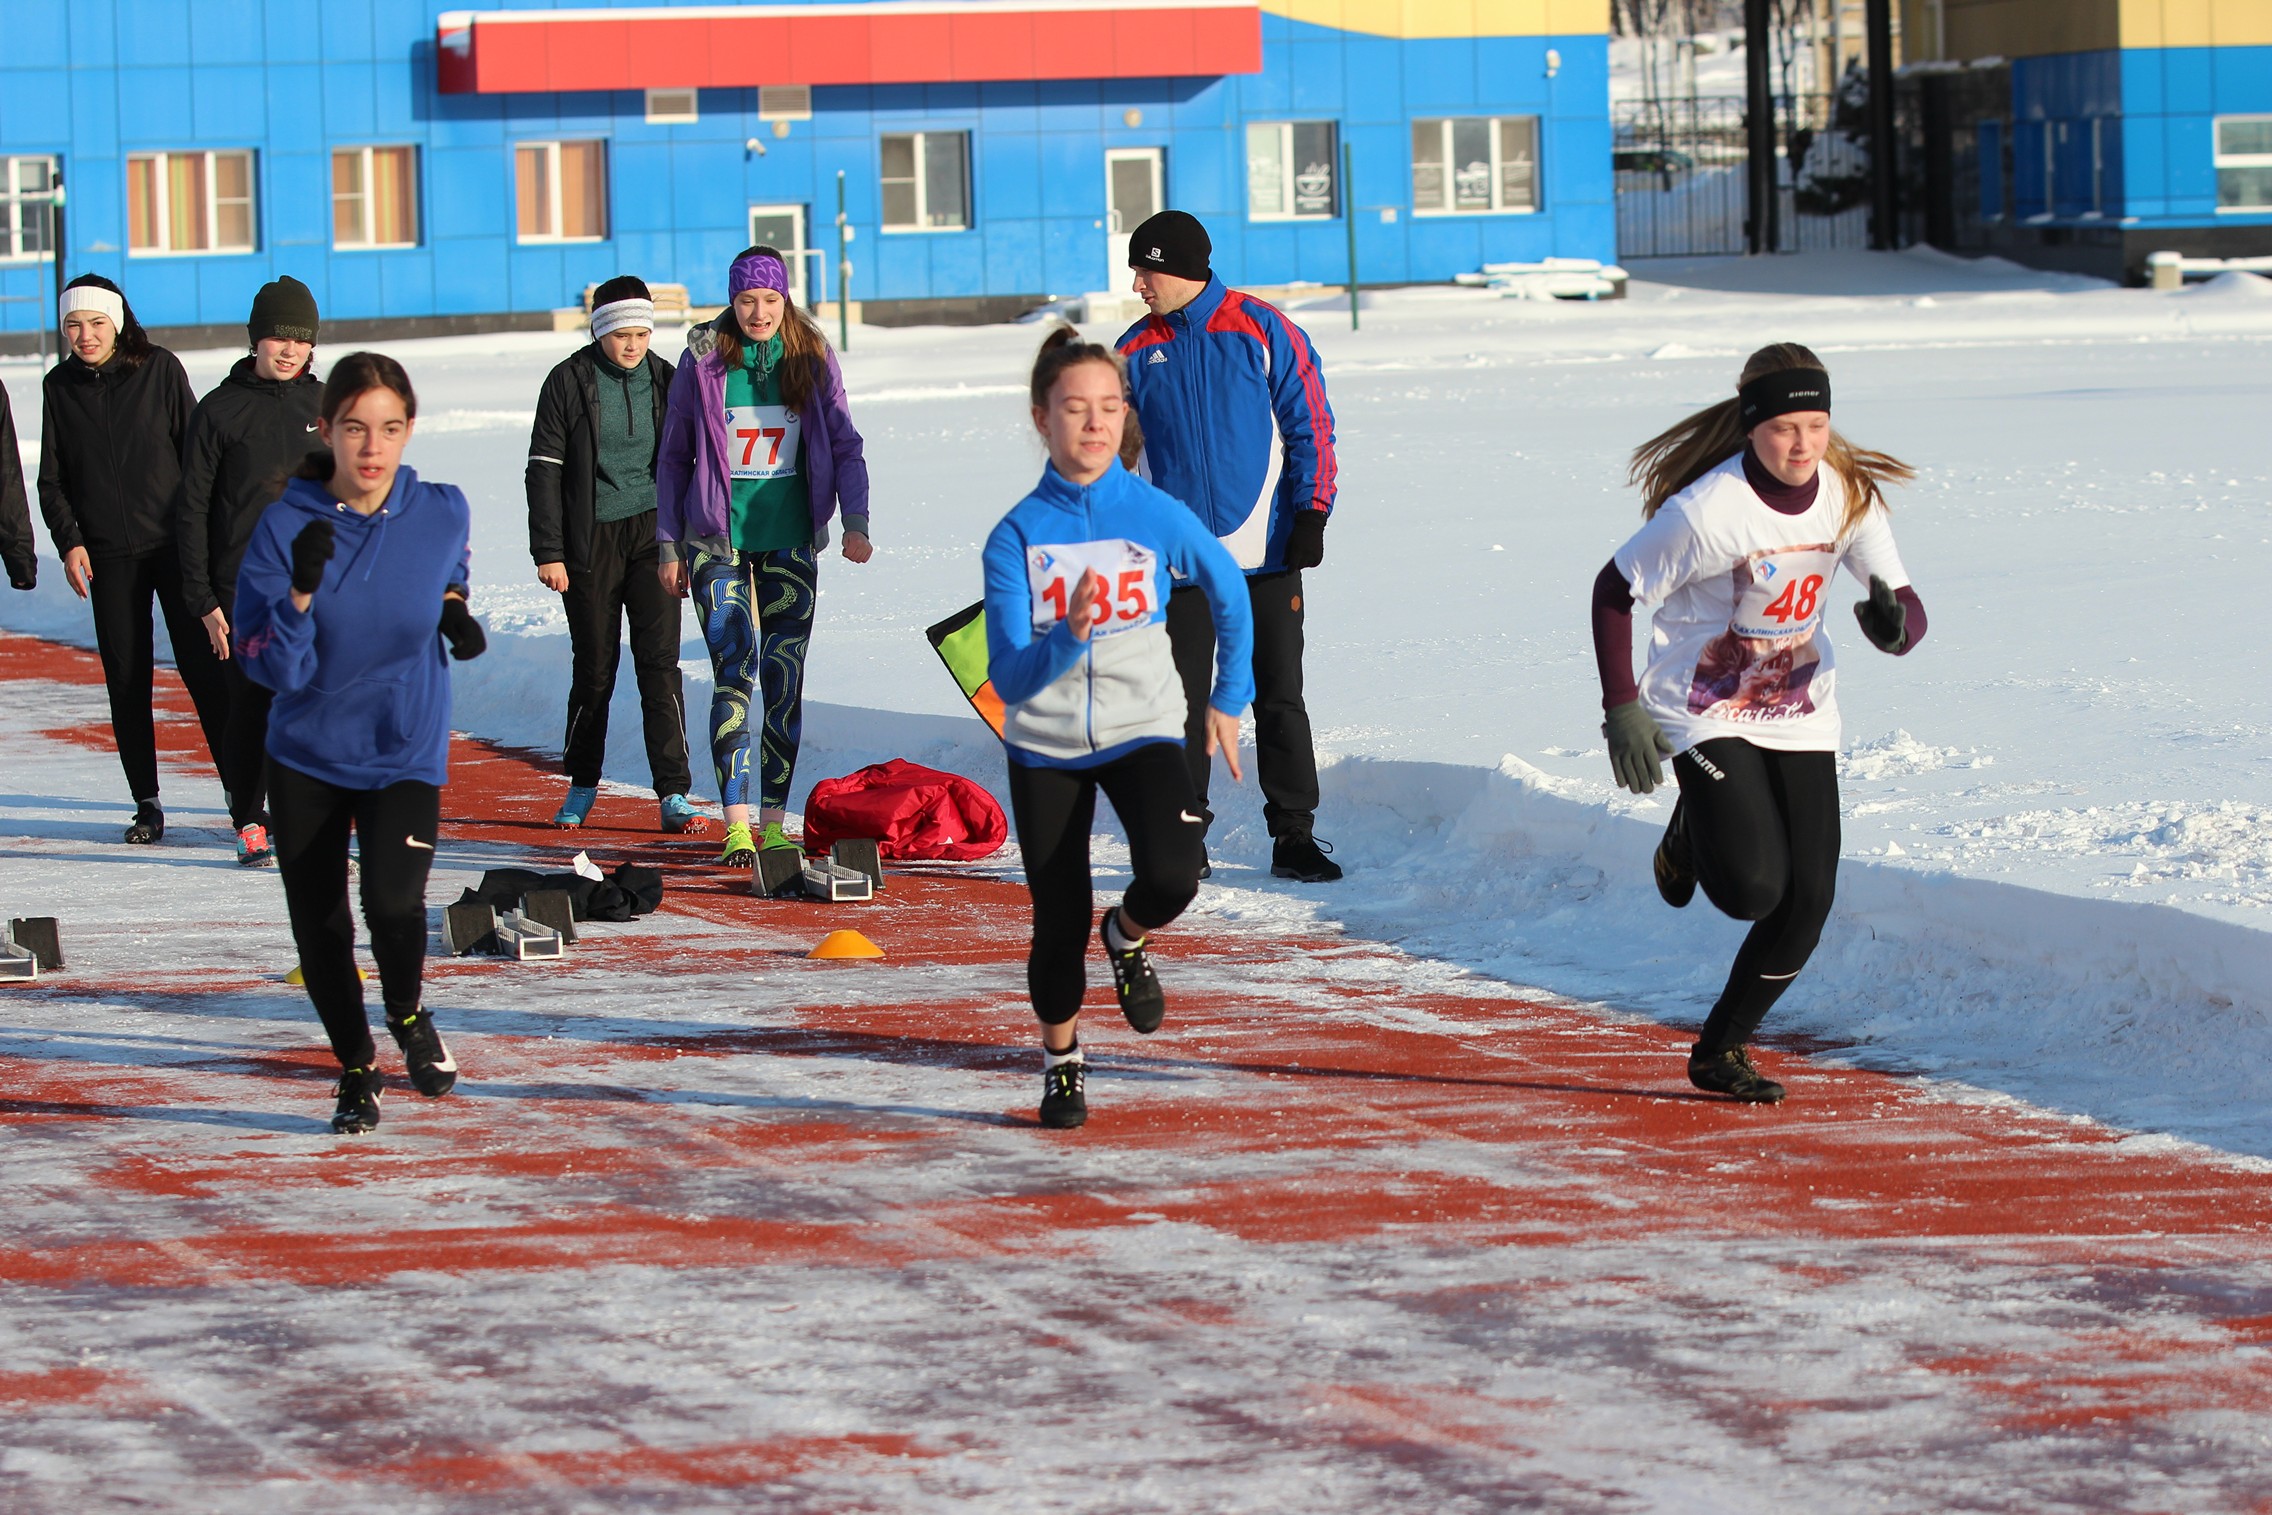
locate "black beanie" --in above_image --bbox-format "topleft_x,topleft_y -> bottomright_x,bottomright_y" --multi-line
1127,211 -> 1211,283
592,274 -> 652,307
248,275 -> 319,344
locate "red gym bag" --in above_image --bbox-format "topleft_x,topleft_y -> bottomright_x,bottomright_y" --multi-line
801,760 -> 1008,861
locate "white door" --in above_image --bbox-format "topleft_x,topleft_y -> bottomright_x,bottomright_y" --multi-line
747,204 -> 810,306
1105,148 -> 1164,290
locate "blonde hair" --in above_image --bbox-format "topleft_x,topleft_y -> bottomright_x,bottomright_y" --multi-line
1627,341 -> 1913,536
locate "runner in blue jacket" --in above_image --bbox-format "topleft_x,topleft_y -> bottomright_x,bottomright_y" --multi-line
984,326 -> 1253,1130
235,352 -> 485,1135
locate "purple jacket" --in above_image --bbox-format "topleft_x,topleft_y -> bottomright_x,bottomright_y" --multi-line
655,321 -> 870,560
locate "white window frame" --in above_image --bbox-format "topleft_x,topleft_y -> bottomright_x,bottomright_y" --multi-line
1410,116 -> 1540,217
331,144 -> 420,250
759,85 -> 812,122
2214,114 -> 2272,213
644,87 -> 698,124
126,149 -> 257,256
514,139 -> 609,244
879,131 -> 970,233
0,155 -> 57,262
1247,121 -> 1339,221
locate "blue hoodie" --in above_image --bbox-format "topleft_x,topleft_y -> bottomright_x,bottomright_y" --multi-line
234,467 -> 472,789
983,458 -> 1253,770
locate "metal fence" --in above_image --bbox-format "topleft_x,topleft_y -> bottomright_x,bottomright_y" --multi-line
1614,94 -> 1877,260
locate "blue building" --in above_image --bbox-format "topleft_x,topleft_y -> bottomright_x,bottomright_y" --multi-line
0,0 -> 1613,346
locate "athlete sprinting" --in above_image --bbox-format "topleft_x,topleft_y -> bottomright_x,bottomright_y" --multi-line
1592,342 -> 1929,1103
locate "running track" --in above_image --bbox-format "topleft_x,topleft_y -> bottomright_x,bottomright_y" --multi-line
2,629 -> 2270,1514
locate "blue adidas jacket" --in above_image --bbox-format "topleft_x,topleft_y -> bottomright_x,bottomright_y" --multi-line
235,467 -> 472,789
984,459 -> 1253,770
1117,276 -> 1338,575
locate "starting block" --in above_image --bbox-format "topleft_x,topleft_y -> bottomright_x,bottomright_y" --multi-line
492,909 -> 565,961
443,899 -> 498,957
801,858 -> 874,903
754,846 -> 805,899
830,839 -> 885,891
8,918 -> 63,972
522,888 -> 579,944
0,940 -> 34,982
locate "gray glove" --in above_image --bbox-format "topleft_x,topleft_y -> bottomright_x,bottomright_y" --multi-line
1603,699 -> 1674,794
1853,574 -> 1907,653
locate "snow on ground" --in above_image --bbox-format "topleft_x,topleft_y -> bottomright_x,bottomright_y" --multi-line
6,248 -> 2271,1158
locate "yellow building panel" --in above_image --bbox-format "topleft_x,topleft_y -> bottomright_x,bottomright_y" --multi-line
2123,0 -> 2272,48
1260,0 -> 1601,35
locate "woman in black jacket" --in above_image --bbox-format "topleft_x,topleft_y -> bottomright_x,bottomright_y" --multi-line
1,383 -> 36,594
37,274 -> 229,843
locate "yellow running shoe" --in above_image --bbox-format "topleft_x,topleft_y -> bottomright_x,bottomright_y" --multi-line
759,821 -> 800,853
720,821 -> 755,867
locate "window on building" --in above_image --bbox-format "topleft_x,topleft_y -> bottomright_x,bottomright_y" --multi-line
2215,116 -> 2272,211
1411,117 -> 1539,215
880,132 -> 968,231
645,88 -> 698,124
1,156 -> 57,260
127,149 -> 256,254
515,140 -> 608,242
332,146 -> 419,248
759,86 -> 812,122
1247,122 -> 1339,220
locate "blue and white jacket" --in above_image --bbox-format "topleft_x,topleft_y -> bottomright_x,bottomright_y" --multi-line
983,459 -> 1253,769
1117,276 -> 1338,575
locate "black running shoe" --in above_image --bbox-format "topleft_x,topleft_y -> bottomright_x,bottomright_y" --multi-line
330,1066 -> 384,1133
124,802 -> 164,845
1039,1059 -> 1088,1129
386,1007 -> 459,1098
1654,799 -> 1696,909
1271,832 -> 1342,882
1099,907 -> 1165,1034
1687,1046 -> 1786,1104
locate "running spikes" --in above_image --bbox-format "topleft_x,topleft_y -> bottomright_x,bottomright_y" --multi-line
1271,832 -> 1342,882
659,793 -> 710,834
386,1007 -> 459,1099
124,802 -> 164,845
1687,1046 -> 1787,1104
235,822 -> 274,868
1039,1058 -> 1088,1129
759,820 -> 800,853
1654,799 -> 1697,909
720,821 -> 756,868
330,1066 -> 384,1134
553,784 -> 598,829
1099,907 -> 1165,1034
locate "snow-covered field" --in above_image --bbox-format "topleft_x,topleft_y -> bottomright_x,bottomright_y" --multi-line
6,248 -> 2270,1158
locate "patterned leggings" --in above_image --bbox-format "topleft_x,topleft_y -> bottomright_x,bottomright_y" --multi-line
691,545 -> 817,816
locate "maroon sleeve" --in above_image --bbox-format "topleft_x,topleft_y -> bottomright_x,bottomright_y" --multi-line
1591,558 -> 1640,710
1893,585 -> 1927,655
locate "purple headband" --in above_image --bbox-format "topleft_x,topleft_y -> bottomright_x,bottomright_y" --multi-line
729,252 -> 790,297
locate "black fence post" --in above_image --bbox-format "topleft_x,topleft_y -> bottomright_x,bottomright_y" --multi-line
1866,0 -> 1899,250
1744,0 -> 1777,254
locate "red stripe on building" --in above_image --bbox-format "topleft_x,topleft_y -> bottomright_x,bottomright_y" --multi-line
436,2 -> 1263,93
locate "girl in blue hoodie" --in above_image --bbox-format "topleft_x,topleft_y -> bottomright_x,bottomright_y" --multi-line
235,352 -> 485,1135
983,327 -> 1254,1130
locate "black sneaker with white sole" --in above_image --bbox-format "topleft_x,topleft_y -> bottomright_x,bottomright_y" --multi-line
1271,832 -> 1342,882
1039,1060 -> 1088,1129
1654,798 -> 1697,909
330,1066 -> 384,1133
386,1007 -> 459,1098
1687,1046 -> 1786,1104
1099,907 -> 1165,1034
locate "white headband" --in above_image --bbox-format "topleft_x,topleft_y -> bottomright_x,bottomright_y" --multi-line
590,298 -> 655,339
61,286 -> 125,328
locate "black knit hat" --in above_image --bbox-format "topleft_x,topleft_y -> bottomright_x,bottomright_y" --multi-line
1127,210 -> 1211,283
248,275 -> 319,344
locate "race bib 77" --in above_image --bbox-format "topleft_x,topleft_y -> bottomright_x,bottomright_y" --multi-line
1026,539 -> 1157,639
724,404 -> 802,481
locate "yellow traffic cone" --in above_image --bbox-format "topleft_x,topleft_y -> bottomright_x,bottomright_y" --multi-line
808,929 -> 883,960
284,965 -> 368,985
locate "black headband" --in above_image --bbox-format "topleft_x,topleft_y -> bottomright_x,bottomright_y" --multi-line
1738,368 -> 1832,428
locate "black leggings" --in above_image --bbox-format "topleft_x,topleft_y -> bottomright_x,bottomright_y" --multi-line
88,548 -> 228,804
269,759 -> 440,1070
216,642 -> 274,829
1674,739 -> 1839,1055
1007,743 -> 1208,1026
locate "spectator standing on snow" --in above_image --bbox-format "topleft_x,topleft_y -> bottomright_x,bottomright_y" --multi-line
656,245 -> 871,869
1592,342 -> 1928,1104
526,275 -> 705,836
175,275 -> 325,868
1116,210 -> 1342,884
984,326 -> 1254,1130
234,352 -> 486,1136
1,382 -> 34,594
37,274 -> 230,844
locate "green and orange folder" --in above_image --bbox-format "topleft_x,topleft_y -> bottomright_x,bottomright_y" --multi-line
925,602 -> 1005,739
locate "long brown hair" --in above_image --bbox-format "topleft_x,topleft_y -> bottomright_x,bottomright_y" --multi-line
713,245 -> 831,411
1627,342 -> 1913,536
293,351 -> 418,481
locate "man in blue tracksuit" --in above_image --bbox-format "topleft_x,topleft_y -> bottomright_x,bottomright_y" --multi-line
1117,210 -> 1343,882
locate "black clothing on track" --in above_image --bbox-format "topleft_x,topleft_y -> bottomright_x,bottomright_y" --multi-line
561,511 -> 691,794
1673,739 -> 1841,1055
176,355 -> 323,618
37,347 -> 196,560
1007,743 -> 1207,1026
216,653 -> 275,830
268,758 -> 440,1071
87,546 -> 229,803
1,385 -> 34,589
525,343 -> 676,575
1166,569 -> 1318,838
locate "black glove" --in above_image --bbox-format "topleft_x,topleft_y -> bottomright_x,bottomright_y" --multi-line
1603,699 -> 1675,795
289,520 -> 335,595
1284,511 -> 1327,570
5,556 -> 32,591
1853,574 -> 1908,653
439,596 -> 487,661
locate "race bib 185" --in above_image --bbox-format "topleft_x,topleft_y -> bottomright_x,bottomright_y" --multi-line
724,404 -> 802,481
1026,539 -> 1157,639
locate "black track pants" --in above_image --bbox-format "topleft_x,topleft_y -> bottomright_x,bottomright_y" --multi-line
88,548 -> 229,804
268,759 -> 440,1071
1167,570 -> 1319,838
1673,739 -> 1840,1055
1008,742 -> 1207,1026
562,513 -> 692,795
216,637 -> 274,830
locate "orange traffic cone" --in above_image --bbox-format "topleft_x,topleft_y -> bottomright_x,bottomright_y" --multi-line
808,929 -> 883,960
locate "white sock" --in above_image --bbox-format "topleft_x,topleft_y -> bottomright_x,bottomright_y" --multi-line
1043,1043 -> 1083,1070
1104,910 -> 1145,952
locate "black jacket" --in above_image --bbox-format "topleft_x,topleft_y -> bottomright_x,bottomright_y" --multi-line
177,356 -> 324,616
1,385 -> 33,589
38,346 -> 197,562
526,343 -> 675,574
